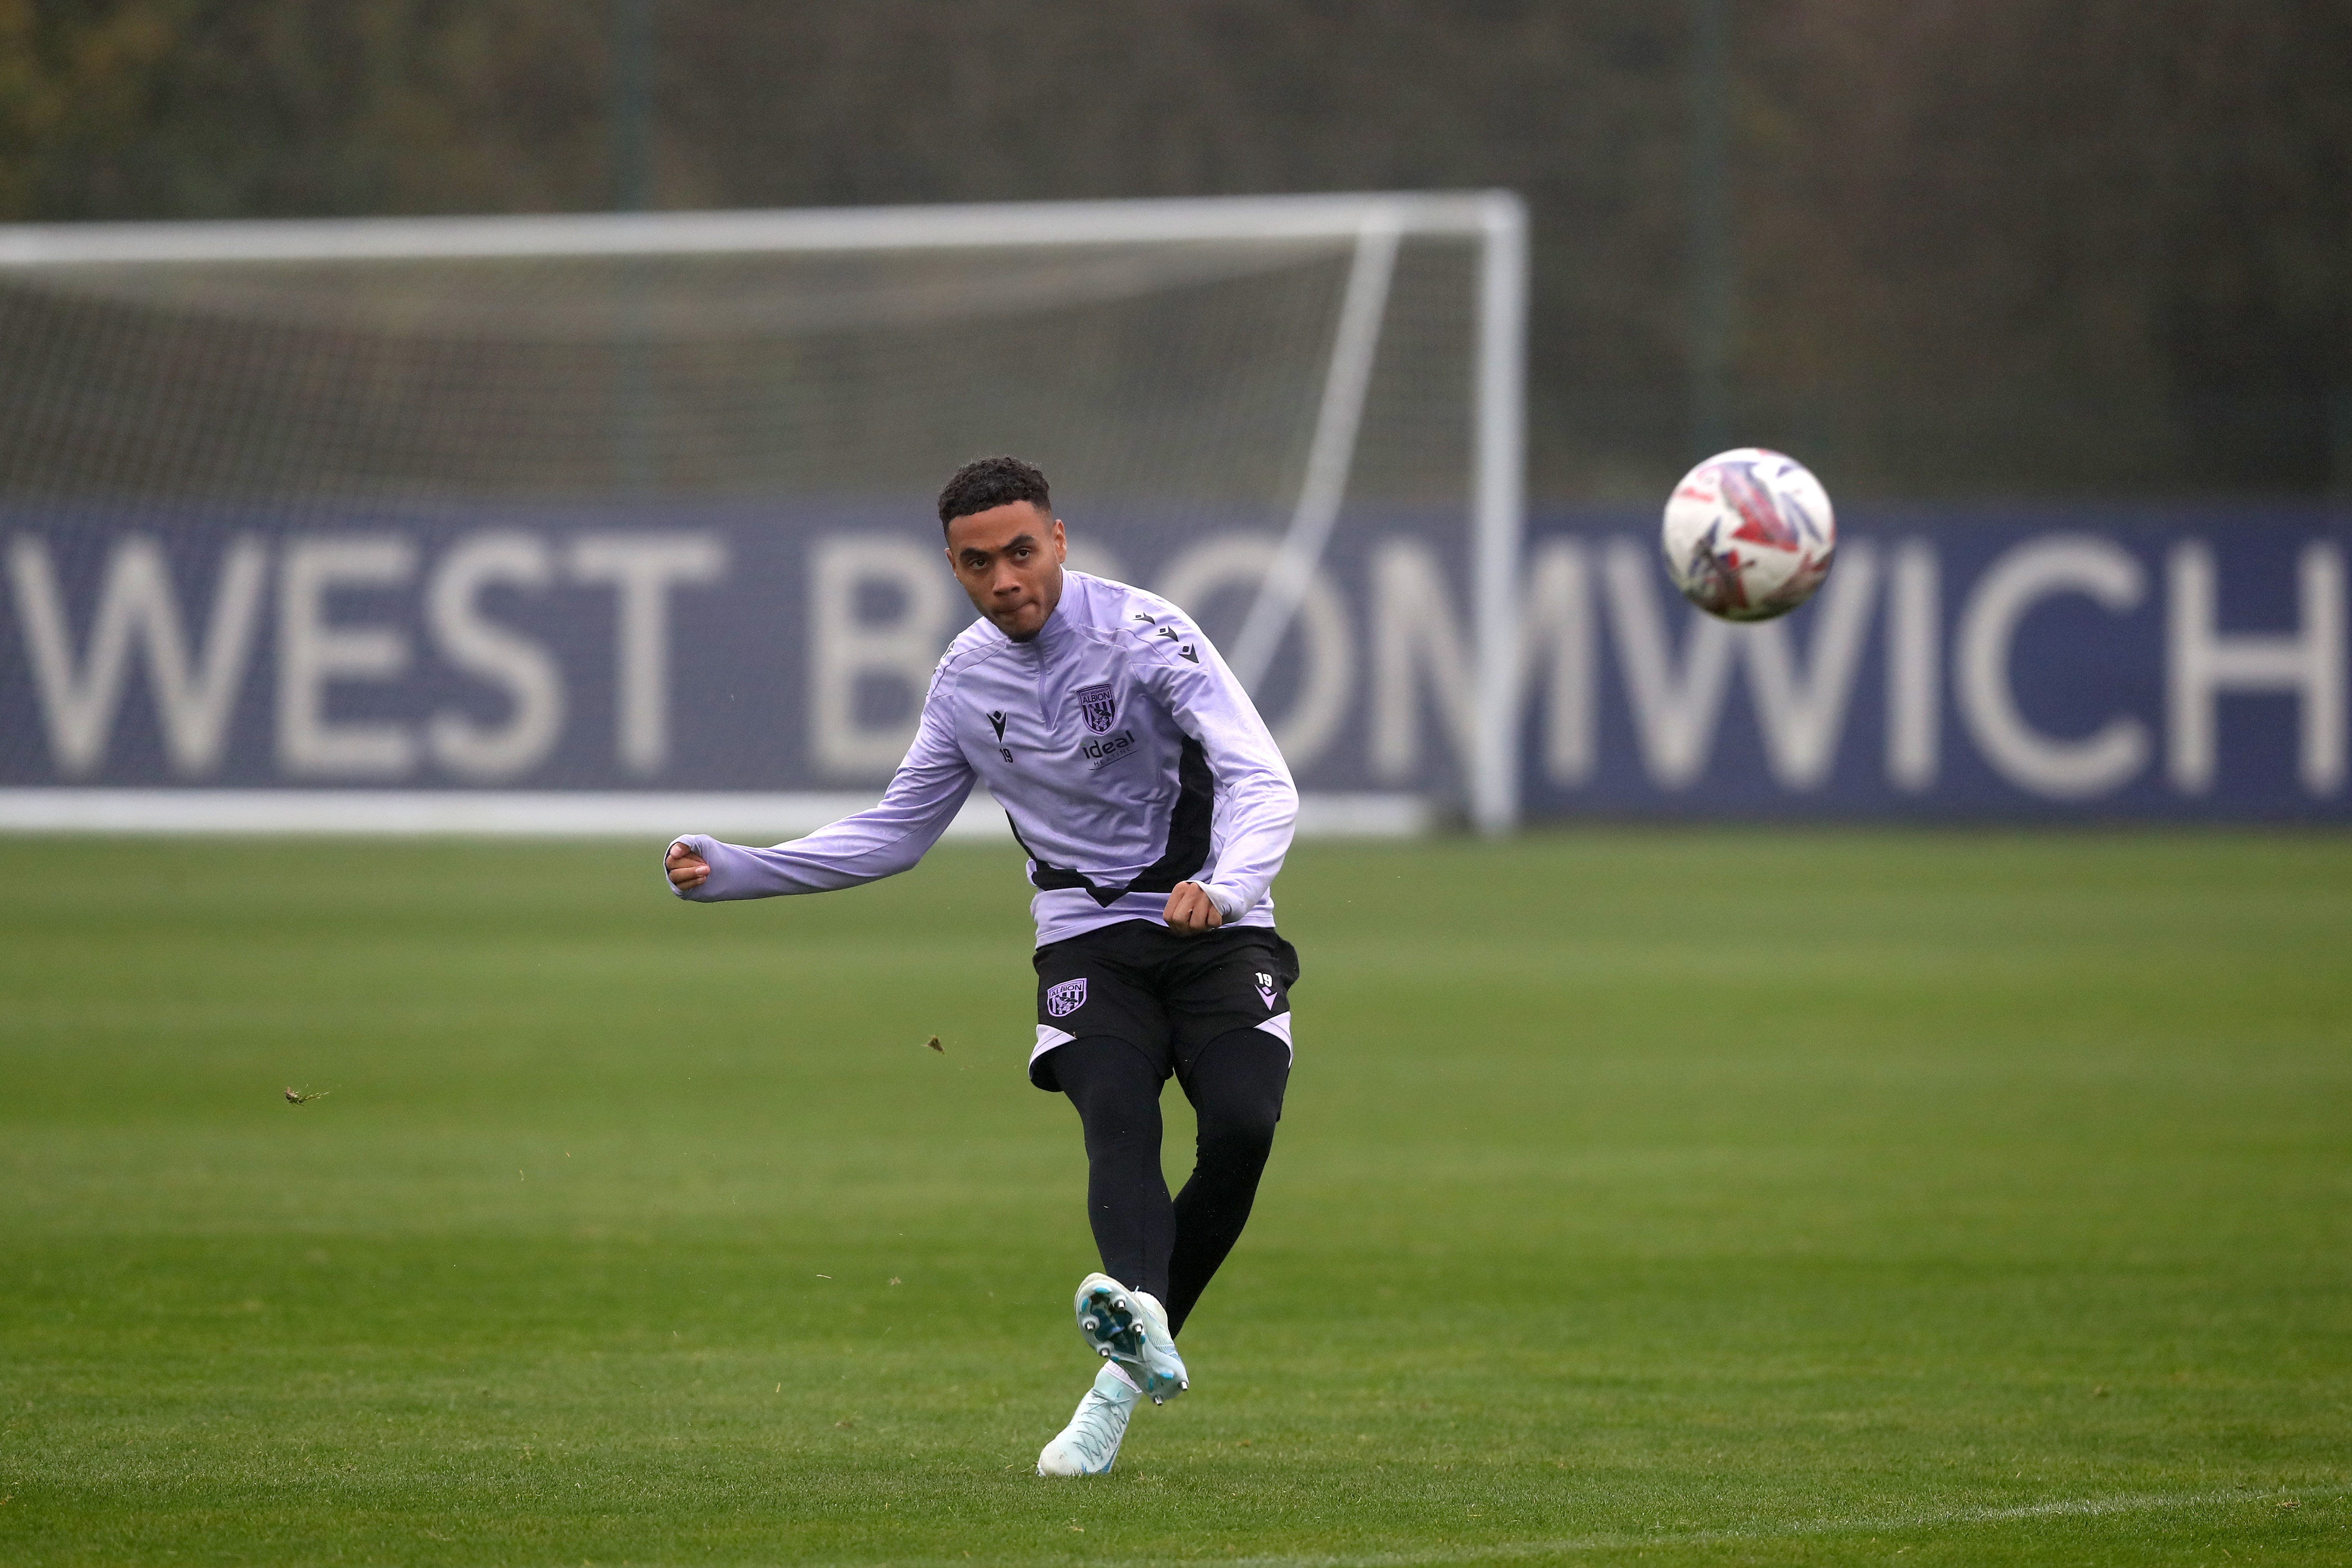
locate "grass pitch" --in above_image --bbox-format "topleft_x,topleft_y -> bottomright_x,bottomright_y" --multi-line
1,830 -> 2347,1566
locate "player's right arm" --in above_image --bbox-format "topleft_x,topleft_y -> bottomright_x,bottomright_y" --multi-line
663,669 -> 975,901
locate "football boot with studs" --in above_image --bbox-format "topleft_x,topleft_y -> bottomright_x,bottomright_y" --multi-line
1073,1271 -> 1188,1405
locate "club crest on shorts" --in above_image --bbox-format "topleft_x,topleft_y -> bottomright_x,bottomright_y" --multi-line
1072,682 -> 1117,734
1046,978 -> 1088,1018
1254,971 -> 1278,1009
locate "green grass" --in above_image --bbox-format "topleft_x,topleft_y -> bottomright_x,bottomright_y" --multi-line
1,830 -> 2348,1566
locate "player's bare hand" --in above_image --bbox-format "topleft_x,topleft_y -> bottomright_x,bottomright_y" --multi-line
666,840 -> 710,891
1164,880 -> 1224,934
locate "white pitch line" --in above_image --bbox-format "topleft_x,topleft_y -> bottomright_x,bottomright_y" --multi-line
844,1483 -> 2345,1568
1200,1484 -> 2348,1568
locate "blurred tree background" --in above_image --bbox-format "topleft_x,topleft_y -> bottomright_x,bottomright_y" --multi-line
1,0 -> 2346,502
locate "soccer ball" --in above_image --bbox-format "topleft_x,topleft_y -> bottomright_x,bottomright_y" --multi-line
1661,448 -> 1836,622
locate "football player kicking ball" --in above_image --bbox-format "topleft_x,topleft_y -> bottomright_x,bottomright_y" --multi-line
663,456 -> 1299,1477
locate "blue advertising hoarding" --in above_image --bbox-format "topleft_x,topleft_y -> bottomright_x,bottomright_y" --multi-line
1515,508 -> 2347,819
1,502 -> 2344,823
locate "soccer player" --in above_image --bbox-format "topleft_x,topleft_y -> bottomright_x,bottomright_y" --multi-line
662,456 -> 1299,1477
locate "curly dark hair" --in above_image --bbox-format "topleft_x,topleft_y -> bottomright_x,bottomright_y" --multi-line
937,455 -> 1051,532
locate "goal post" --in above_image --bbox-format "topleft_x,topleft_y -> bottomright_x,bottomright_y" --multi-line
0,192 -> 1529,834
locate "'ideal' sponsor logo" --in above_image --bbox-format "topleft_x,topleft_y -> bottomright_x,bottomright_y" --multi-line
1079,729 -> 1137,766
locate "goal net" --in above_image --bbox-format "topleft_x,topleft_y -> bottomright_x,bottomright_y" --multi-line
0,195 -> 1525,834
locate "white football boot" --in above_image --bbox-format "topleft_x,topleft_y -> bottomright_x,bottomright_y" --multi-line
1036,1362 -> 1140,1477
1074,1272 -> 1189,1405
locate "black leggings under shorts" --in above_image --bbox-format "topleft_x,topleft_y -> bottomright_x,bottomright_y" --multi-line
1028,919 -> 1300,1336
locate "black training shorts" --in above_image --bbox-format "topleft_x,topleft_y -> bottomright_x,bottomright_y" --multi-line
1029,919 -> 1300,1091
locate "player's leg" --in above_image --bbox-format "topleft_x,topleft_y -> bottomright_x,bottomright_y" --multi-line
1165,1025 -> 1291,1336
1030,926 -> 1189,1421
1046,1036 -> 1174,1301
1152,927 -> 1299,1335
1049,1040 -> 1193,1404
1031,926 -> 1176,1296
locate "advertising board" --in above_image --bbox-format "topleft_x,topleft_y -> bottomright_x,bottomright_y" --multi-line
2,504 -> 2343,824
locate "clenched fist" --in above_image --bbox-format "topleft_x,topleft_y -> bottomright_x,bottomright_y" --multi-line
1162,880 -> 1223,934
666,840 -> 710,892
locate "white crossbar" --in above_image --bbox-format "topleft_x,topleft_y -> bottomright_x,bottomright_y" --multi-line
0,192 -> 1513,267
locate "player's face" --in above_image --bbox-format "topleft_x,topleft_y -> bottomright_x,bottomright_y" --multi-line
944,502 -> 1067,641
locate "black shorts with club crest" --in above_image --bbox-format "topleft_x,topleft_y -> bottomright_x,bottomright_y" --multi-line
1029,920 -> 1300,1091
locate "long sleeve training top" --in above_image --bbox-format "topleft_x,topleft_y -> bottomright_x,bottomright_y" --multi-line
665,571 -> 1299,947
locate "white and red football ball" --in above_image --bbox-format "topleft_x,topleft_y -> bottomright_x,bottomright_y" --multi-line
1661,448 -> 1836,621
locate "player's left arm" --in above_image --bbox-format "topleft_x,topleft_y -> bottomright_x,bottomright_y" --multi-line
1138,618 -> 1299,934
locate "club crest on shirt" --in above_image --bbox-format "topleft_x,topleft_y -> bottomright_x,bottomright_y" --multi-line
1046,978 -> 1088,1018
1072,682 -> 1117,734
1254,971 -> 1278,1009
